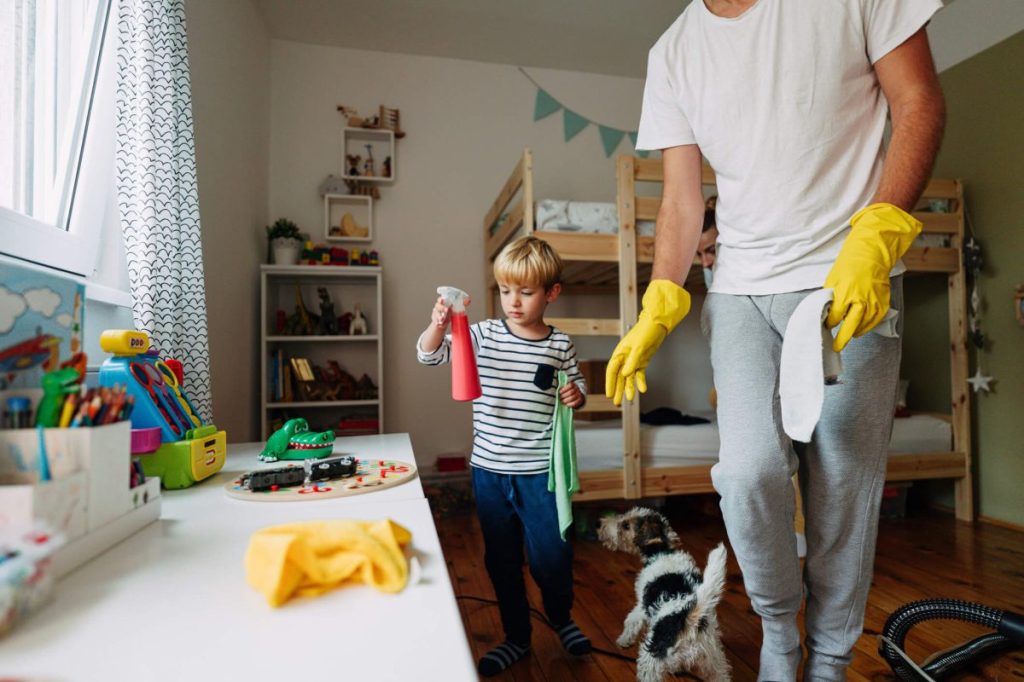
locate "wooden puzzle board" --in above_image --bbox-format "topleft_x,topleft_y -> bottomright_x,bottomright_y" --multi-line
223,458 -> 417,502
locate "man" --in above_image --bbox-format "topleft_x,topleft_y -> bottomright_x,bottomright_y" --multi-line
606,1 -> 945,679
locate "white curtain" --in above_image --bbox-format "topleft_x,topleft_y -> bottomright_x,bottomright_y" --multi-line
115,0 -> 212,422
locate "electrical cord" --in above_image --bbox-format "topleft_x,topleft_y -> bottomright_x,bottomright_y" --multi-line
456,594 -> 702,680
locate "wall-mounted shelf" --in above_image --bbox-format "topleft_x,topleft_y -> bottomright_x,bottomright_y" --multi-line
341,127 -> 395,183
325,193 -> 373,242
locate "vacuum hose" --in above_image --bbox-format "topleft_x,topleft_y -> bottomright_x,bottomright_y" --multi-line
880,599 -> 1024,680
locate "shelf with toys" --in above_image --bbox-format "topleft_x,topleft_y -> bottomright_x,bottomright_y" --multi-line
260,265 -> 383,439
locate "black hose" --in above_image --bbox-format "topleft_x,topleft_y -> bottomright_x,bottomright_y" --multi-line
880,598 -> 1024,680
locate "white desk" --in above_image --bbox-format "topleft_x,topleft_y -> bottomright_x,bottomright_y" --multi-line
1,434 -> 476,681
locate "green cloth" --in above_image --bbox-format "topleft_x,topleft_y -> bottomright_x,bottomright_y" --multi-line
548,371 -> 579,541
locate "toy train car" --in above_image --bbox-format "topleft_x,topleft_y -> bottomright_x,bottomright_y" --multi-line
240,455 -> 357,492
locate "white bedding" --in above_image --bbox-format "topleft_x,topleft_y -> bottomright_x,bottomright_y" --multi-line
575,414 -> 952,472
536,199 -> 655,237
533,198 -> 943,247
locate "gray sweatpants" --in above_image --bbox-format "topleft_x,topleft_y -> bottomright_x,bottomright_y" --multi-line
701,277 -> 903,681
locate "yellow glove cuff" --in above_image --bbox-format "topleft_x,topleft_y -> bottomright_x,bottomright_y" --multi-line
847,203 -> 923,268
638,279 -> 691,333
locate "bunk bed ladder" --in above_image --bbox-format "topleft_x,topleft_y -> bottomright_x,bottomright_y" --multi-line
616,156 -> 642,499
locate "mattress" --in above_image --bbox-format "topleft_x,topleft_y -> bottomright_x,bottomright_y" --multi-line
575,414 -> 952,472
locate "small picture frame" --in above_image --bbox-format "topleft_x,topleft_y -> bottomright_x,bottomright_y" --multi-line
324,194 -> 373,243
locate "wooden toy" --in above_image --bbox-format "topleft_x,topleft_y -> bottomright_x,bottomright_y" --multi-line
224,456 -> 417,502
362,144 -> 375,177
379,106 -> 406,138
346,154 -> 361,177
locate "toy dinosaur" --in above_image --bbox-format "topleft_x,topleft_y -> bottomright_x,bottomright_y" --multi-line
259,418 -> 336,462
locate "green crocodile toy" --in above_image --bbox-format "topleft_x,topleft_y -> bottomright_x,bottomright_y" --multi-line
259,418 -> 335,462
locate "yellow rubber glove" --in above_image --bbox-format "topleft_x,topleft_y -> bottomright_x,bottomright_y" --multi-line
825,203 -> 921,352
606,279 -> 691,406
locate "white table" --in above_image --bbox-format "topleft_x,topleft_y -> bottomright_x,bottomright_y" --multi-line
1,434 -> 476,681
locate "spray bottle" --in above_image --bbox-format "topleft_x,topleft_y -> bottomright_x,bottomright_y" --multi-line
437,286 -> 482,401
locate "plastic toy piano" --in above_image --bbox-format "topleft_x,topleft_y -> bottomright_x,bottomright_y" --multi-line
99,330 -> 226,489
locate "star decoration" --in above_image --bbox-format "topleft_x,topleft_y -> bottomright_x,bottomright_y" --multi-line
967,369 -> 994,393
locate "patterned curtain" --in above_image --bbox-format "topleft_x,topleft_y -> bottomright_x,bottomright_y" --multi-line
115,0 -> 212,421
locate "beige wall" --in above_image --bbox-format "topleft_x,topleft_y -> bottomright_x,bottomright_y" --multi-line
186,0 -> 270,440
267,40 -> 713,464
931,32 -> 1023,526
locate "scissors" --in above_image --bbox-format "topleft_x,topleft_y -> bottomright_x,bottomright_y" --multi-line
130,361 -> 192,436
154,359 -> 203,428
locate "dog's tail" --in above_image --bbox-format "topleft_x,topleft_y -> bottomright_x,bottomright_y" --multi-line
685,543 -> 728,634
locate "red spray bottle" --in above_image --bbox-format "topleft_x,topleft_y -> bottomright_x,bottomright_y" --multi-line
437,286 -> 482,401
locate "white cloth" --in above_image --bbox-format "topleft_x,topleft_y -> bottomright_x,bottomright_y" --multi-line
780,289 -> 899,442
635,0 -> 941,296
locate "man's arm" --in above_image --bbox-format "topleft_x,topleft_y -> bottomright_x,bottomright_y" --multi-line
872,27 -> 946,211
651,144 -> 708,283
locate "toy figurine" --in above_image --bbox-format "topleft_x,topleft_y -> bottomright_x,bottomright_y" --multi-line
259,418 -> 335,462
363,144 -> 375,177
349,304 -> 368,335
368,250 -> 380,266
382,156 -> 392,178
346,154 -> 361,177
317,287 -> 338,335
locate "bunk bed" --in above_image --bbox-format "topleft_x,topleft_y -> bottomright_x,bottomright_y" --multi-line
483,148 -> 974,521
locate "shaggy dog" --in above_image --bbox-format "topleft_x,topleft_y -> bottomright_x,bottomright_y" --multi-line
598,507 -> 731,682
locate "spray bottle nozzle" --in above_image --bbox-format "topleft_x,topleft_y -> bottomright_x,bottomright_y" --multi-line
437,286 -> 470,313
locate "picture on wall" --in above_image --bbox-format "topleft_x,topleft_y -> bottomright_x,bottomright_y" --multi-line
0,261 -> 85,390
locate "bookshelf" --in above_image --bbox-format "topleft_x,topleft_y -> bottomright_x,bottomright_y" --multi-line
259,265 -> 383,439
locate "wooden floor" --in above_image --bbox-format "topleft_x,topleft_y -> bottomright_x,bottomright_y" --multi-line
435,497 -> 1024,681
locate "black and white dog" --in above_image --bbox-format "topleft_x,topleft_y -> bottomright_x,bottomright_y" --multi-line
598,507 -> 731,682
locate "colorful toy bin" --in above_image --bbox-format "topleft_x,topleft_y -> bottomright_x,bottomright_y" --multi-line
98,330 -> 226,489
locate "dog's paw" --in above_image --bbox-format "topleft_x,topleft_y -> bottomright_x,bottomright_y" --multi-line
615,634 -> 634,649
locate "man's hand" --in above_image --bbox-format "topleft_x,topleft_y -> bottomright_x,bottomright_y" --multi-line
606,280 -> 691,405
825,203 -> 921,351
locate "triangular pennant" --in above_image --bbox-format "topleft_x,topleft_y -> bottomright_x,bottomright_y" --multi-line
628,131 -> 650,158
534,89 -> 561,121
599,126 -> 626,157
563,109 -> 589,141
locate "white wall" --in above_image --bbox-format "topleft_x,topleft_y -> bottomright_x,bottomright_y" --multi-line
268,41 -> 713,465
185,0 -> 270,440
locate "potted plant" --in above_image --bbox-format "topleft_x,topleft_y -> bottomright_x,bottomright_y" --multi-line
265,218 -> 304,265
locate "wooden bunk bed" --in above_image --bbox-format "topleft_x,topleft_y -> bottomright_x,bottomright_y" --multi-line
483,148 -> 974,521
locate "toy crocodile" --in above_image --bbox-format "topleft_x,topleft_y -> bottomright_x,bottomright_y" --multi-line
259,418 -> 335,462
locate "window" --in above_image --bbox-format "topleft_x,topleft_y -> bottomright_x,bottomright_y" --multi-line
0,0 -> 113,276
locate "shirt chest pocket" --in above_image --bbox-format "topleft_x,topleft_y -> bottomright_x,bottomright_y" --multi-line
533,364 -> 557,391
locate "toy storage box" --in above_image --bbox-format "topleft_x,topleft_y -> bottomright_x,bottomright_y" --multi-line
0,422 -> 133,533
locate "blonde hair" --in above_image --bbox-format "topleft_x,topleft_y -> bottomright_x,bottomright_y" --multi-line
493,236 -> 563,290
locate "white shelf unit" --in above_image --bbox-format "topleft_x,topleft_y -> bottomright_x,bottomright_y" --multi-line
324,193 -> 373,242
260,265 -> 383,439
341,127 -> 396,183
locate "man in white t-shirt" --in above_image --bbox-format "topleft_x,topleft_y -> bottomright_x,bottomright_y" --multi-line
605,1 -> 945,679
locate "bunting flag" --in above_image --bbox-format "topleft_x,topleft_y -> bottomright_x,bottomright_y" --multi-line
522,68 -> 650,158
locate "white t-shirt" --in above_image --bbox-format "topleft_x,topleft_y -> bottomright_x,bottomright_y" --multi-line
636,0 -> 942,295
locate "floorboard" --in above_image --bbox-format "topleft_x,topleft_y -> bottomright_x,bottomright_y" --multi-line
434,497 -> 1024,681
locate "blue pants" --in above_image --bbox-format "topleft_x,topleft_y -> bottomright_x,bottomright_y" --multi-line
472,467 -> 574,644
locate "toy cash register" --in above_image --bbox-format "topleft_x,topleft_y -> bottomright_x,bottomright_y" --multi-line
99,330 -> 226,489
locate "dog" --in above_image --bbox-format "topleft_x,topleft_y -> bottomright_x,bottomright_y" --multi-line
598,507 -> 731,682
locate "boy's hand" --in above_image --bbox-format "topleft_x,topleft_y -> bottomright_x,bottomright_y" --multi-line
430,297 -> 450,329
431,295 -> 471,329
559,382 -> 584,409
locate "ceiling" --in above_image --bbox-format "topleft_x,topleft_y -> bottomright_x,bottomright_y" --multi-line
253,0 -> 1024,77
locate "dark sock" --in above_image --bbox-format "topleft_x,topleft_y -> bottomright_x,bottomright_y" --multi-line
477,640 -> 530,677
554,621 -> 592,656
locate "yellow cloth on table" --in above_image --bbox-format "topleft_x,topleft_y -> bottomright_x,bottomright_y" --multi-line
245,519 -> 412,607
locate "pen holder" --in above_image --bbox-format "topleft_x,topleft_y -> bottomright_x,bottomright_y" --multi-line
0,422 -> 132,535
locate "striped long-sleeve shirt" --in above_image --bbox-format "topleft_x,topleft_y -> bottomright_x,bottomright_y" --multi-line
417,319 -> 587,474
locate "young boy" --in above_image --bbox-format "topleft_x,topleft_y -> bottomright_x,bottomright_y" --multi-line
416,235 -> 591,677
